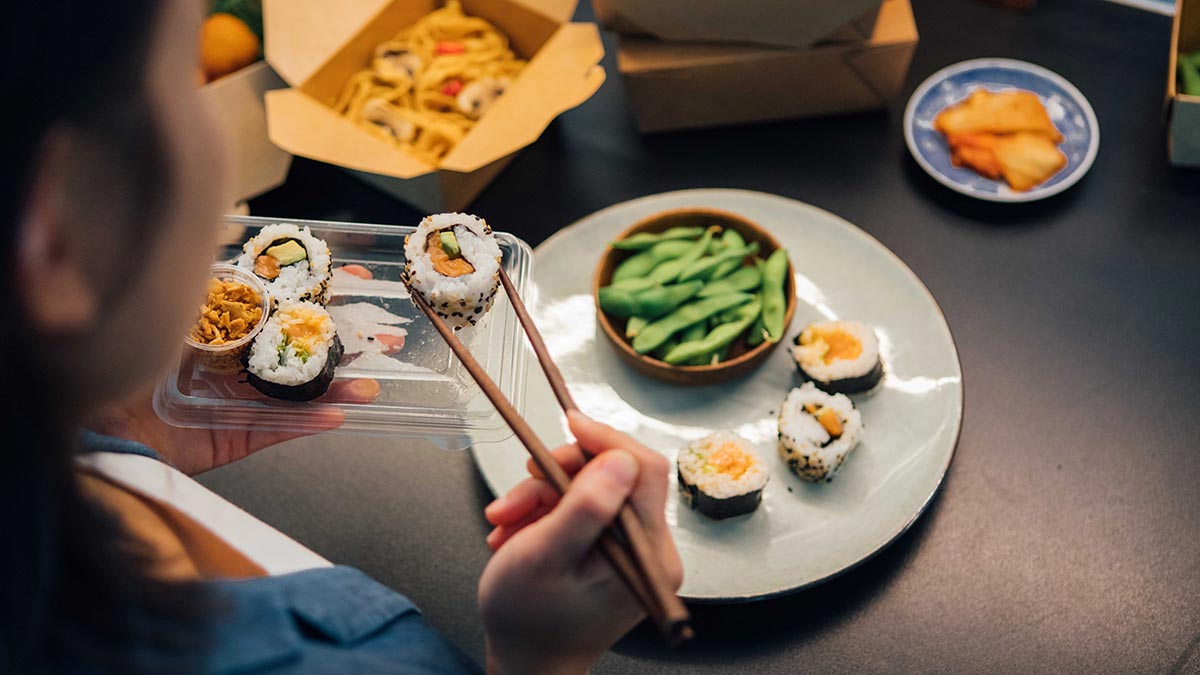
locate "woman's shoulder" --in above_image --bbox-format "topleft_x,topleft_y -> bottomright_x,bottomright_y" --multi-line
205,565 -> 481,674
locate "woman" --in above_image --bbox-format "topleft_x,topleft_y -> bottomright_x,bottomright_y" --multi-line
1,0 -> 682,672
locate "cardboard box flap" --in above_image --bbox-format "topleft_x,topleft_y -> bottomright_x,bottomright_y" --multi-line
266,88 -> 435,179
441,22 -> 605,172
506,0 -> 578,25
264,0 -> 392,86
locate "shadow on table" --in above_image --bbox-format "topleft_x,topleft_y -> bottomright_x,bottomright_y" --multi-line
610,485 -> 946,666
901,152 -> 1087,228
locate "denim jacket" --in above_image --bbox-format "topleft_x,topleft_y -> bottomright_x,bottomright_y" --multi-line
79,433 -> 481,674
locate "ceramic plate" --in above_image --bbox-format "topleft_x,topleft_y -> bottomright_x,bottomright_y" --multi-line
471,190 -> 963,601
904,58 -> 1099,203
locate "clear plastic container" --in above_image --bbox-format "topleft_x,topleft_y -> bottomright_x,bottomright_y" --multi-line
154,215 -> 532,450
184,264 -> 271,373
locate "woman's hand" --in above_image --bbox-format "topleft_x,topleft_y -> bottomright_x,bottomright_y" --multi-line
87,378 -> 380,475
478,411 -> 683,675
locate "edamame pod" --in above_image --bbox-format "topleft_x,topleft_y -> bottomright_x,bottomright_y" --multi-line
629,280 -> 703,319
632,293 -> 753,354
664,298 -> 762,365
647,228 -> 716,284
677,242 -> 760,283
611,240 -> 693,283
698,266 -> 761,298
608,276 -> 658,292
710,229 -> 747,280
681,322 -> 707,343
597,286 -> 638,318
610,226 -> 706,250
760,248 -> 789,343
625,316 -> 648,339
746,315 -> 766,347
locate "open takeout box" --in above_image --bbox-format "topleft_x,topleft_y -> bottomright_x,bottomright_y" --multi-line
262,0 -> 605,212
617,0 -> 917,133
593,0 -> 882,49
1169,0 -> 1200,167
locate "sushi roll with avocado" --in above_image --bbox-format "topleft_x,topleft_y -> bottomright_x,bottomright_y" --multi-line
676,431 -> 768,519
245,301 -> 343,401
403,213 -> 501,330
236,224 -> 333,305
792,320 -> 883,394
777,383 -> 863,482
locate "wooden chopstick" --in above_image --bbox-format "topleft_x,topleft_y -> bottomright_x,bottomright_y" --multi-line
497,269 -> 694,645
406,280 -> 691,644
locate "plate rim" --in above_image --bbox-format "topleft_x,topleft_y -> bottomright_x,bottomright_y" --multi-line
472,188 -> 964,602
902,57 -> 1100,204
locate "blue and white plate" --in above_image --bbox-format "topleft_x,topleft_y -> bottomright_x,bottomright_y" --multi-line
904,58 -> 1099,203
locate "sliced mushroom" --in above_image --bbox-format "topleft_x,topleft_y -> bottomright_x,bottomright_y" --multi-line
361,98 -> 416,143
456,76 -> 510,119
372,43 -> 422,88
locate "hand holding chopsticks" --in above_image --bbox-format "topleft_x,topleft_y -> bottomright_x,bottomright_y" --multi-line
406,268 -> 693,644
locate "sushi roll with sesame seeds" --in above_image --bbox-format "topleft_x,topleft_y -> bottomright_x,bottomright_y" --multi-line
245,301 -> 343,402
777,383 -> 863,483
792,320 -> 883,394
235,224 -> 333,305
403,213 -> 502,330
676,432 -> 768,519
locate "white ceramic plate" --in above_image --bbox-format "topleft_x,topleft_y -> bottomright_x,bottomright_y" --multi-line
471,190 -> 963,602
904,58 -> 1099,203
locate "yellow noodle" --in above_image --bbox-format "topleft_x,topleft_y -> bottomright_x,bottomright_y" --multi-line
334,0 -> 526,165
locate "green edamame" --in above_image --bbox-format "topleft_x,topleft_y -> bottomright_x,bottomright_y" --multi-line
632,293 -> 753,354
611,240 -> 692,283
698,266 -> 761,298
647,228 -> 716,284
663,298 -> 762,365
760,248 -> 789,343
746,315 -> 766,348
629,280 -> 703,319
681,322 -> 707,343
652,335 -> 681,361
709,229 -> 747,280
625,316 -> 648,339
608,276 -> 658,292
1181,52 -> 1200,97
677,242 -> 759,283
597,286 -> 638,318
610,226 -> 705,250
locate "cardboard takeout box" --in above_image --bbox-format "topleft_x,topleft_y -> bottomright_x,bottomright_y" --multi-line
617,0 -> 918,134
201,61 -> 293,204
1168,0 -> 1200,167
263,0 -> 605,212
593,0 -> 883,50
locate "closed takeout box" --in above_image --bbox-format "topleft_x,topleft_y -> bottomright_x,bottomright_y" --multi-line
593,0 -> 883,49
201,61 -> 294,203
617,0 -> 918,134
263,0 -> 605,212
1168,0 -> 1200,167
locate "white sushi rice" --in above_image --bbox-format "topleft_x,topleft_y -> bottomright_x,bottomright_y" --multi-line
778,383 -> 863,482
246,302 -> 336,384
236,223 -> 332,304
403,213 -> 501,330
792,320 -> 880,383
677,431 -> 769,500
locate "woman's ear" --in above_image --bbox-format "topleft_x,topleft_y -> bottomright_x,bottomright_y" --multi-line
16,128 -> 100,335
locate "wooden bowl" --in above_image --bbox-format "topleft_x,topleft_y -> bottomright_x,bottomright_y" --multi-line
593,207 -> 797,385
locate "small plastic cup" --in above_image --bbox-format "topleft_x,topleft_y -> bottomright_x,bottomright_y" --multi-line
184,264 -> 271,373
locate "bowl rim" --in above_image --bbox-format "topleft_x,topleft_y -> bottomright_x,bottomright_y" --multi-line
592,206 -> 797,374
184,263 -> 272,352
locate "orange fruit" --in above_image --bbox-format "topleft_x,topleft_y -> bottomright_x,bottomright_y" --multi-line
200,13 -> 260,83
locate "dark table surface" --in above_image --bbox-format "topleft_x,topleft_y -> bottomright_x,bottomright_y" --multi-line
200,0 -> 1200,671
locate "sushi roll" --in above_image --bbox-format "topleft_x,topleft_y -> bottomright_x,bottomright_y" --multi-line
245,301 -> 343,401
236,224 -> 333,304
777,383 -> 863,483
676,431 -> 768,519
791,320 -> 883,394
403,213 -> 501,330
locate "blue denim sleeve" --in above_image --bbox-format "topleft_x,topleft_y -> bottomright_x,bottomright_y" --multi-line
204,566 -> 481,675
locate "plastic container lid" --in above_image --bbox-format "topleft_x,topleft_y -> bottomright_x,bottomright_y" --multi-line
154,215 -> 532,450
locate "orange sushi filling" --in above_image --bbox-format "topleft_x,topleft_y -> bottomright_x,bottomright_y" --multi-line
799,326 -> 862,364
425,232 -> 475,277
804,403 -> 844,438
705,443 -> 753,479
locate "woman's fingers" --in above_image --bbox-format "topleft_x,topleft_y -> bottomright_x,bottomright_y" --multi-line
486,504 -> 552,551
525,443 -> 587,479
485,476 -> 561,526
518,450 -> 640,570
566,412 -> 672,529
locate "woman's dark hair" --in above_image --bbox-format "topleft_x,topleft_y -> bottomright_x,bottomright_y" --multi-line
2,0 -> 207,672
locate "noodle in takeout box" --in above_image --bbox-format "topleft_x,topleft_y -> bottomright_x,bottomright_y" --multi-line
263,0 -> 605,212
